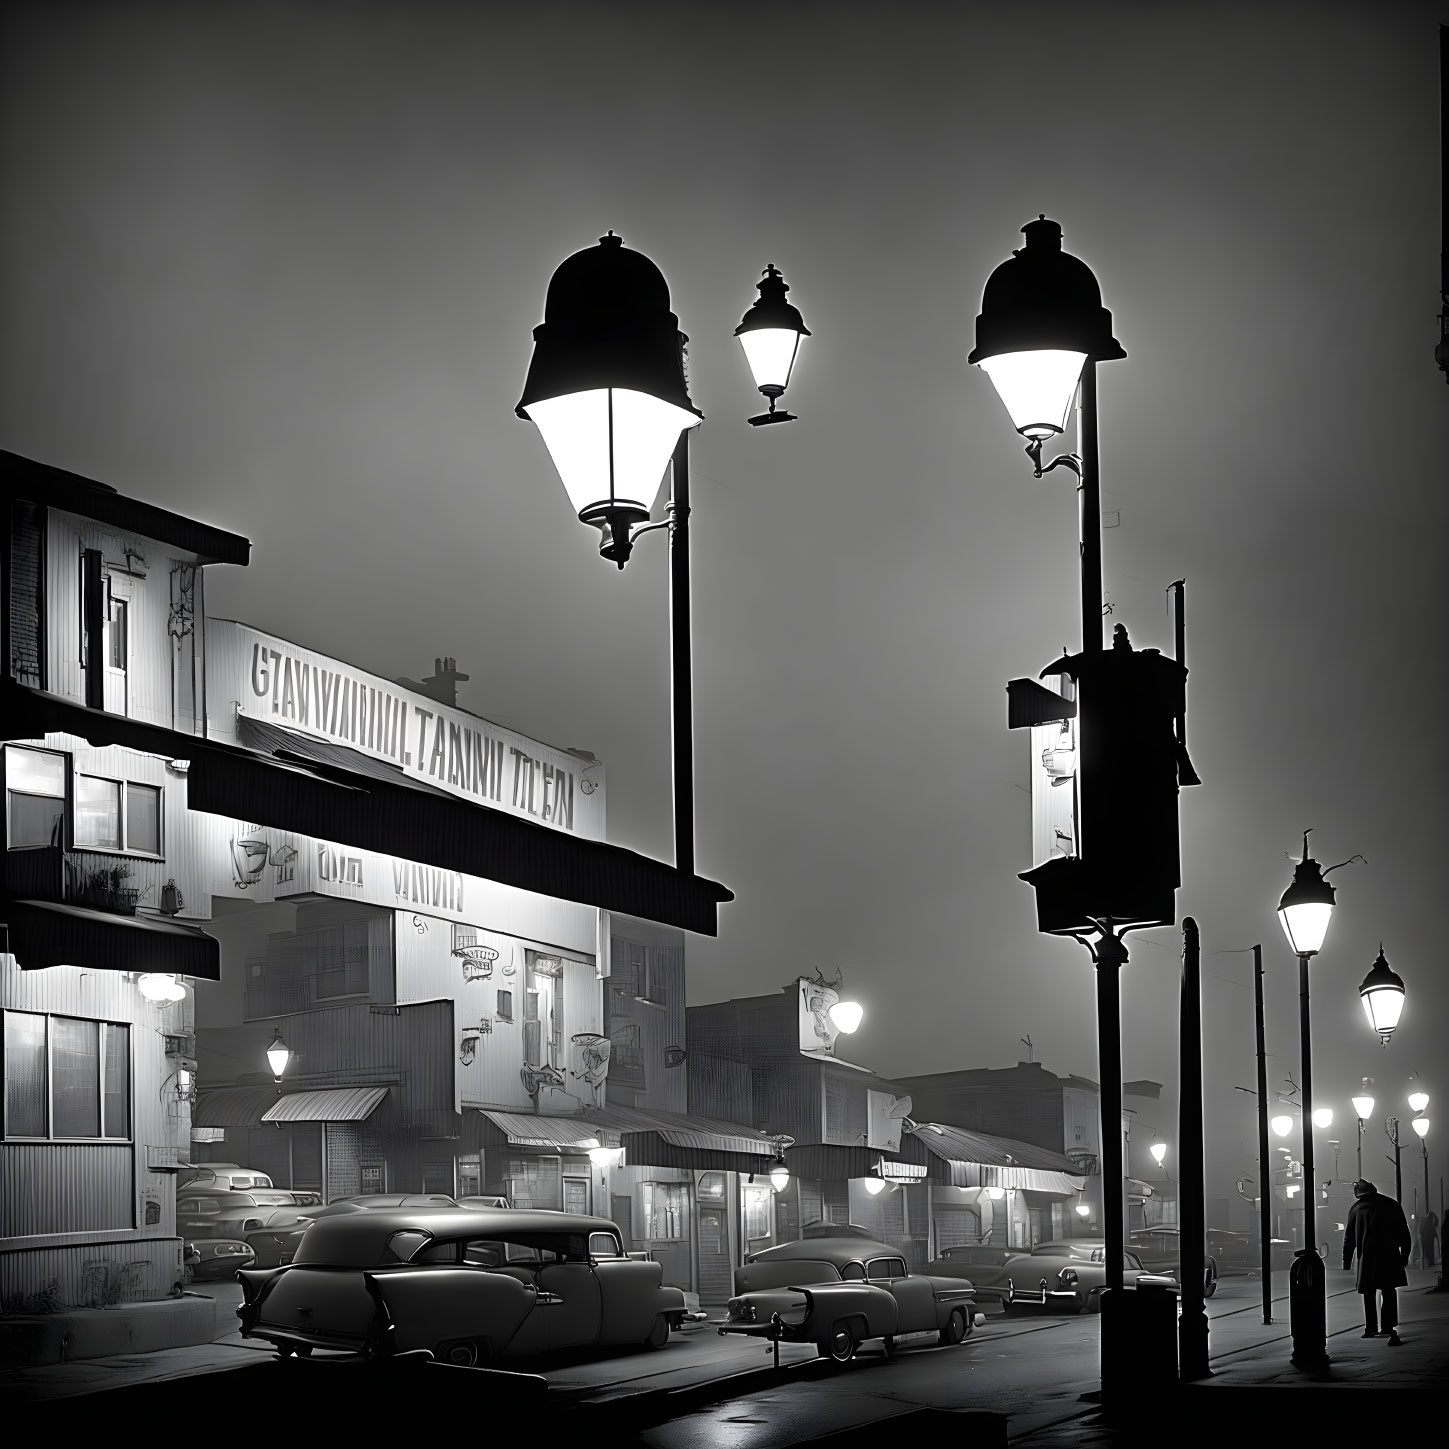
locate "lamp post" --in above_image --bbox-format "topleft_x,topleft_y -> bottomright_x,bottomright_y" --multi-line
1276,830 -> 1338,1373
1386,1117 -> 1403,1205
1411,1116 -> 1431,1267
1352,1081 -> 1376,1178
517,234 -> 809,878
1359,948 -> 1406,1046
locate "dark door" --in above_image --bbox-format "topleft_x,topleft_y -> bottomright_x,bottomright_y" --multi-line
611,1194 -> 634,1252
697,1205 -> 732,1306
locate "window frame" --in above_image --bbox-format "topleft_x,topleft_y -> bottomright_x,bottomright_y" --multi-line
2,1010 -> 132,1143
73,772 -> 163,858
4,745 -> 69,851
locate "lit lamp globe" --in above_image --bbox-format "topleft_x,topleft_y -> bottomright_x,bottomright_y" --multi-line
1150,1142 -> 1167,1167
517,233 -> 703,568
1075,1202 -> 1092,1218
1412,1117 -> 1430,1140
1276,837 -> 1336,959
1358,948 -> 1406,1046
863,1175 -> 886,1197
768,1154 -> 791,1193
266,1030 -> 292,1083
1311,1108 -> 1334,1130
985,1186 -> 1006,1201
968,215 -> 1125,442
828,1000 -> 864,1035
137,973 -> 186,1003
1271,1114 -> 1294,1139
734,264 -> 811,425
1352,1089 -> 1375,1121
1408,1088 -> 1430,1115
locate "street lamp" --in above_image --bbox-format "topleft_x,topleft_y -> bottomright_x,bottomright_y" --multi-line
828,1000 -> 865,1035
1412,1115 -> 1431,1242
1359,948 -> 1406,1046
1272,1114 -> 1295,1139
266,1029 -> 292,1085
768,1152 -> 791,1194
1311,1108 -> 1333,1130
137,973 -> 187,1003
1150,1140 -> 1168,1173
1275,830 -> 1340,1373
1407,1077 -> 1430,1115
1352,1079 -> 1375,1178
1386,1117 -> 1403,1204
518,233 -> 809,879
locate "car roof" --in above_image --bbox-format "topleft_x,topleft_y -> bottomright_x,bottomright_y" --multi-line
746,1236 -> 904,1267
177,1190 -> 262,1204
299,1206 -> 622,1248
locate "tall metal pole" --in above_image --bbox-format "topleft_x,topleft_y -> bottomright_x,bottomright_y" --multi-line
1290,949 -> 1328,1370
1254,945 -> 1273,1323
668,430 -> 695,879
1179,918 -> 1210,1378
1357,1116 -> 1364,1179
1095,927 -> 1127,1385
1388,1118 -> 1402,1204
1078,363 -> 1104,656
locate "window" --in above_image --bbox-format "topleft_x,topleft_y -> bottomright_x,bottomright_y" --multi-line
5,747 -> 66,849
642,1181 -> 689,1240
75,776 -> 162,855
313,924 -> 368,999
3,1012 -> 130,1140
867,1257 -> 908,1281
108,597 -> 128,670
589,1231 -> 623,1258
743,1184 -> 772,1241
496,989 -> 513,1021
840,1262 -> 866,1281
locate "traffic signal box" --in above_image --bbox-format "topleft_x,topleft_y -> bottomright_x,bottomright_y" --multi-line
1009,633 -> 1194,937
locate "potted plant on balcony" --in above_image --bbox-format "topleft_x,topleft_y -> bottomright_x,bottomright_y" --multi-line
74,863 -> 151,916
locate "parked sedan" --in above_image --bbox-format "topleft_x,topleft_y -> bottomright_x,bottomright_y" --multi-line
237,1207 -> 689,1364
187,1237 -> 256,1281
983,1240 -> 1174,1314
717,1236 -> 978,1363
178,1190 -> 304,1240
1128,1227 -> 1219,1297
178,1163 -> 275,1192
922,1244 -> 1021,1305
241,1195 -> 461,1269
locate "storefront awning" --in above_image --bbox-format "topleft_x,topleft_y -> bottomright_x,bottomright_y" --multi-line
908,1121 -> 1086,1195
0,680 -> 733,936
261,1086 -> 389,1123
193,1086 -> 281,1128
478,1111 -> 607,1149
785,1137 -> 933,1183
588,1105 -> 780,1174
3,898 -> 221,980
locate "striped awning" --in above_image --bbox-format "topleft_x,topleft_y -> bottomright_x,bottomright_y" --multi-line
478,1111 -> 607,1149
193,1086 -> 280,1128
908,1122 -> 1086,1195
586,1105 -> 778,1172
261,1086 -> 388,1123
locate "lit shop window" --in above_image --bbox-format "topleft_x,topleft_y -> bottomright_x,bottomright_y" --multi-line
743,1183 -> 773,1241
643,1181 -> 689,1240
5,746 -> 67,849
3,1011 -> 130,1141
75,776 -> 161,855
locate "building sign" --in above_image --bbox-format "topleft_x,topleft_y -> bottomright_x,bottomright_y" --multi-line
867,1090 -> 912,1153
798,976 -> 841,1055
214,621 -> 605,839
879,1160 -> 928,1181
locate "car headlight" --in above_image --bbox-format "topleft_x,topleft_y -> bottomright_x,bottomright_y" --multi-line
1058,1268 -> 1079,1286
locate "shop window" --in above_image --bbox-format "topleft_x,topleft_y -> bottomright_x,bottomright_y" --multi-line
825,1090 -> 847,1140
457,1154 -> 481,1198
3,1012 -> 130,1140
313,924 -> 369,999
422,1161 -> 454,1196
697,1172 -> 727,1202
75,776 -> 162,855
5,746 -> 67,849
743,1184 -> 773,1241
496,989 -> 513,1021
108,596 -> 129,671
642,1181 -> 689,1240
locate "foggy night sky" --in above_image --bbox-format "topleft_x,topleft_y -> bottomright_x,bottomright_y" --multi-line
3,2 -> 1445,1192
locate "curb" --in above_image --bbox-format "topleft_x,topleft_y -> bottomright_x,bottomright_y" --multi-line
0,1296 -> 217,1370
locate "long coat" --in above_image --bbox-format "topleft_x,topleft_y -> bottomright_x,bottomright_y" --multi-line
1342,1189 -> 1411,1291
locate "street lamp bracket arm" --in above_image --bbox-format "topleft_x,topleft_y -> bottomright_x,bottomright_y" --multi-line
1024,438 -> 1082,479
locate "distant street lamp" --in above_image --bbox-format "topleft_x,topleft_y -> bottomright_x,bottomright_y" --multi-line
1272,1114 -> 1295,1139
1359,948 -> 1406,1046
828,1000 -> 865,1035
1411,1115 -> 1430,1225
1386,1117 -> 1403,1204
1311,1107 -> 1333,1130
1408,1077 -> 1430,1115
266,1029 -> 292,1084
1150,1140 -> 1168,1173
518,233 -> 810,878
1352,1080 -> 1376,1178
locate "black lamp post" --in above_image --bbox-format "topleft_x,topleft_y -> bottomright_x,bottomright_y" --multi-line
973,217 -> 1201,1403
517,234 -> 809,878
1352,1079 -> 1376,1179
1386,1116 -> 1403,1205
1275,831 -> 1340,1372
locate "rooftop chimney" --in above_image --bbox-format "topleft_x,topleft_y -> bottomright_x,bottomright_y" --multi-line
394,656 -> 469,709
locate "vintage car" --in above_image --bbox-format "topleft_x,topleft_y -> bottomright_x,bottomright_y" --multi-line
1128,1227 -> 1219,1296
236,1206 -> 689,1364
974,1239 -> 1176,1314
186,1237 -> 256,1281
177,1163 -> 275,1192
716,1235 -> 978,1363
922,1243 -> 1021,1303
178,1189 -> 306,1240
242,1194 -> 464,1269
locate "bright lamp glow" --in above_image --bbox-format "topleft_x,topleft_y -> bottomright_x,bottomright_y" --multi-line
588,1146 -> 620,1168
828,1000 -> 864,1034
738,329 -> 802,395
1271,1114 -> 1294,1138
1412,1116 -> 1430,1139
978,349 -> 1087,440
266,1030 -> 292,1082
863,1176 -> 886,1196
1277,902 -> 1333,958
523,388 -> 699,519
1075,1202 -> 1091,1217
1311,1108 -> 1333,1129
769,1155 -> 791,1193
1359,949 -> 1406,1045
1408,1090 -> 1429,1114
1352,1093 -> 1375,1120
1150,1142 -> 1167,1165
137,973 -> 186,1002
985,1186 -> 1005,1201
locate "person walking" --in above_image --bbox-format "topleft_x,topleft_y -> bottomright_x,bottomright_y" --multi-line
1342,1179 -> 1412,1345
1421,1208 -> 1440,1270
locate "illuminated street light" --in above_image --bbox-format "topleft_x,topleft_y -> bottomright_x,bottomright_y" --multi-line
1272,1114 -> 1295,1139
266,1030 -> 292,1084
1311,1108 -> 1333,1130
1407,1078 -> 1429,1115
768,1153 -> 791,1194
1359,947 -> 1406,1046
137,973 -> 186,1003
734,264 -> 811,426
828,1000 -> 864,1034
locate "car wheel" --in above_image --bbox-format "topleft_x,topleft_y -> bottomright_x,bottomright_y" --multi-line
1063,1293 -> 1085,1316
438,1339 -> 481,1367
643,1314 -> 670,1350
938,1307 -> 968,1345
818,1321 -> 857,1364
1205,1264 -> 1218,1299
